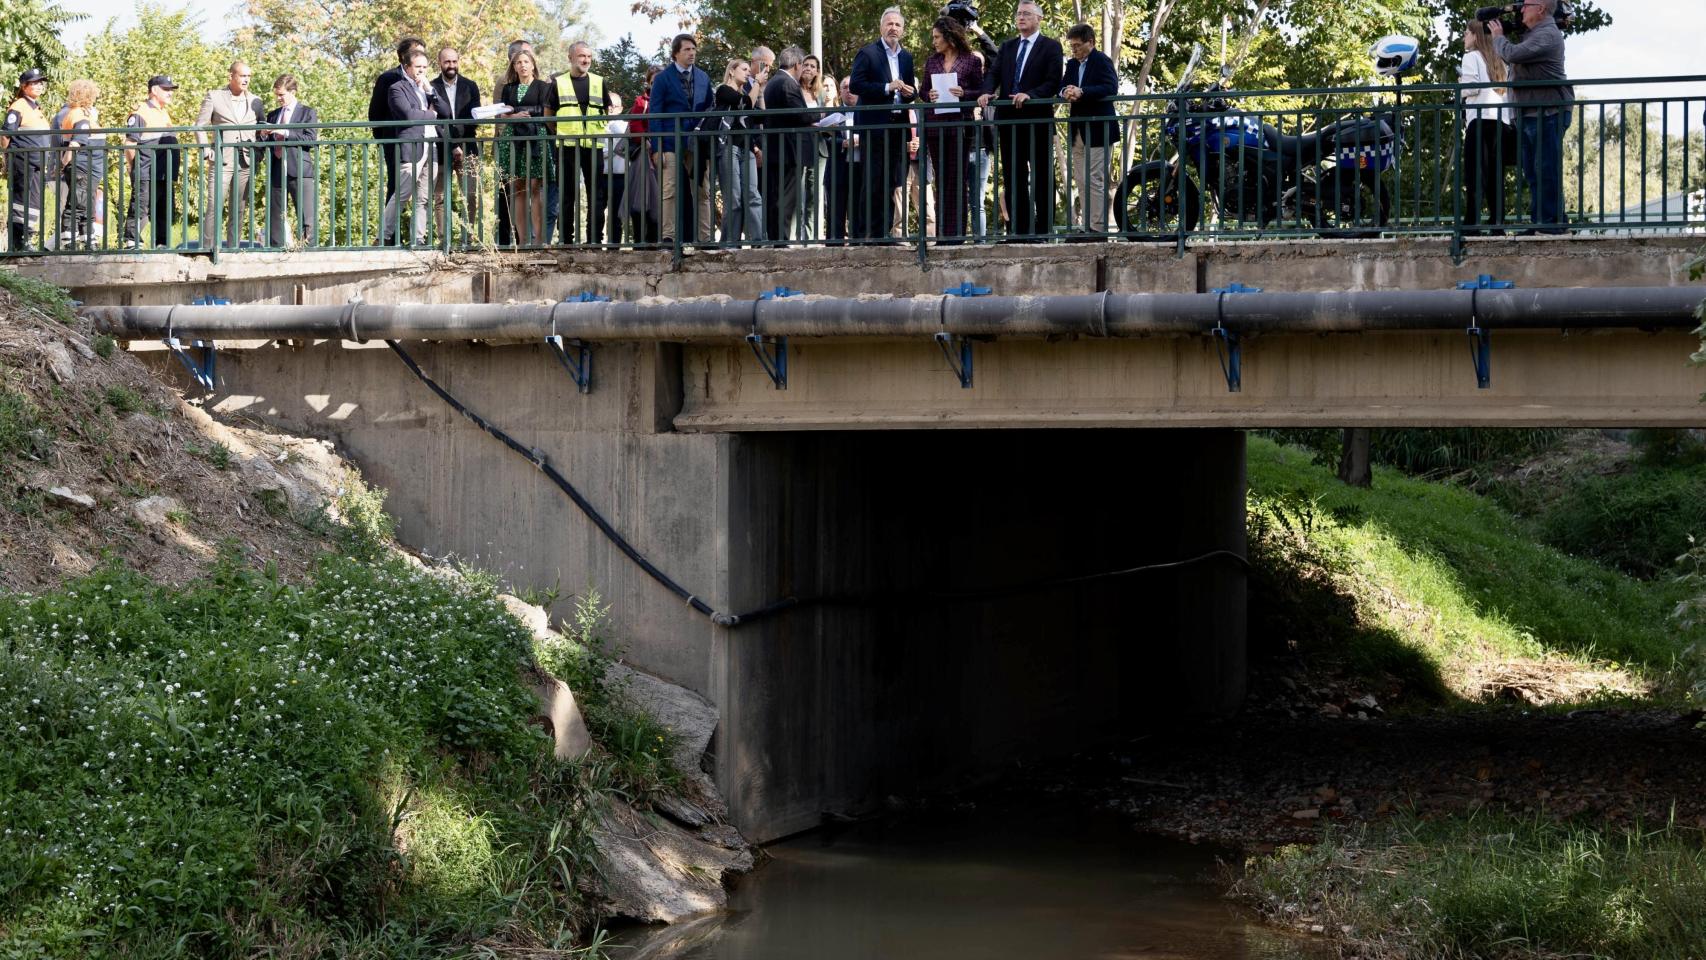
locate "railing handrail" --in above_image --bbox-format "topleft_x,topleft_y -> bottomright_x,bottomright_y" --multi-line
14,74 -> 1705,141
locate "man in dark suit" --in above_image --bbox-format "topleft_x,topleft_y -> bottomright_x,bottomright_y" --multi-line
761,46 -> 810,244
262,74 -> 317,246
848,6 -> 916,240
978,0 -> 1063,240
381,52 -> 447,246
1061,23 -> 1117,237
826,77 -> 864,243
432,47 -> 482,244
368,37 -> 425,200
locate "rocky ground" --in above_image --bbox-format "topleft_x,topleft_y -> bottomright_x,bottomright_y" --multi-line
0,289 -> 344,591
997,658 -> 1706,851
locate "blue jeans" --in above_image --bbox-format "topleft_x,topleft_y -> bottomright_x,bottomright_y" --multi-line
1519,110 -> 1567,231
718,140 -> 765,244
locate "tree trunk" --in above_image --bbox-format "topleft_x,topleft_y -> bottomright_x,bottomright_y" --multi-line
1338,428 -> 1372,487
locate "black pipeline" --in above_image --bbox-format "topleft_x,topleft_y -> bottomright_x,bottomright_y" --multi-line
85,286 -> 1706,342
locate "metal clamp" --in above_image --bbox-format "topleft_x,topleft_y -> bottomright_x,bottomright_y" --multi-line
759,286 -> 805,301
545,336 -> 593,394
163,296 -> 228,391
561,291 -> 612,303
1455,275 -> 1510,389
942,282 -> 992,298
1210,283 -> 1260,393
746,334 -> 788,389
934,332 -> 974,389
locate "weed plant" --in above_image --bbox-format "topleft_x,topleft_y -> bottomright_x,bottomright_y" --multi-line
1237,815 -> 1706,959
0,386 -> 53,463
0,550 -> 613,957
0,270 -> 76,325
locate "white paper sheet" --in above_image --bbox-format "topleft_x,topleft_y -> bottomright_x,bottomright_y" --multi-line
471,104 -> 511,120
931,72 -> 959,114
813,112 -> 850,128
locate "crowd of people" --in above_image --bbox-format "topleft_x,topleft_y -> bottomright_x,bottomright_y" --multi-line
0,0 -> 1578,253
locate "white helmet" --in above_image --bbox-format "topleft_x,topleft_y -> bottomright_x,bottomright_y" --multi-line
1370,34 -> 1419,76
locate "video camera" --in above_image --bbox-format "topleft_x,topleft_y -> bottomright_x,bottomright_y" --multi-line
943,1 -> 980,26
1474,0 -> 1575,34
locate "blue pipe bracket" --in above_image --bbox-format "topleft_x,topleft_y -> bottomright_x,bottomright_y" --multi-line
746,334 -> 788,389
934,332 -> 974,389
1454,274 -> 1511,389
561,291 -> 612,303
166,296 -> 228,390
1210,283 -> 1261,393
545,336 -> 593,394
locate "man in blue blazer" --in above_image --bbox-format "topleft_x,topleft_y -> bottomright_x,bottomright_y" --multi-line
848,7 -> 917,240
1061,23 -> 1117,236
978,0 -> 1063,240
648,34 -> 716,244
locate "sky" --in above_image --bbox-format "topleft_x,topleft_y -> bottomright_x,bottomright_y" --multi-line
54,0 -> 1706,104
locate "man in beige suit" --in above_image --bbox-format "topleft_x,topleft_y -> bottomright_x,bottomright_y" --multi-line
195,61 -> 263,248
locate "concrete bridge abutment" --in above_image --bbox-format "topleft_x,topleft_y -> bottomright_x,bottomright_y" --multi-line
173,338 -> 1247,841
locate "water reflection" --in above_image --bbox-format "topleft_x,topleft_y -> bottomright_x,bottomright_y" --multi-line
611,807 -> 1324,960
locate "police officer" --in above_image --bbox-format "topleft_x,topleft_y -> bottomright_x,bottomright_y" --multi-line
2,68 -> 52,251
122,75 -> 181,248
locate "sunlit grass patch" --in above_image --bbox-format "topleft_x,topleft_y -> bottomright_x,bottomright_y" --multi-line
1236,815 -> 1706,959
1247,437 -> 1697,701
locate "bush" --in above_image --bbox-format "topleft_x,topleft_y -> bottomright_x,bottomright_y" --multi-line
0,553 -> 609,956
535,590 -> 683,800
1260,428 -> 1564,478
102,385 -> 144,414
1535,466 -> 1706,577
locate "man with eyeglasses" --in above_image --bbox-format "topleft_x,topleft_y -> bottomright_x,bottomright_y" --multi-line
195,60 -> 264,249
978,0 -> 1062,241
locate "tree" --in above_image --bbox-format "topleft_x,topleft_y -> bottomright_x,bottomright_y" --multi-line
0,0 -> 83,94
593,34 -> 656,101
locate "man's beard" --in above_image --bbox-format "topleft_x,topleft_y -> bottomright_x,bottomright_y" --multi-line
442,69 -> 459,81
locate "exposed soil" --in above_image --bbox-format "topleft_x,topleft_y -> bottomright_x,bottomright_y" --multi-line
0,291 -> 346,592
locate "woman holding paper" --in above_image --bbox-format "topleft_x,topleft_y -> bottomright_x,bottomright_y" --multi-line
496,51 -> 554,245
922,16 -> 982,241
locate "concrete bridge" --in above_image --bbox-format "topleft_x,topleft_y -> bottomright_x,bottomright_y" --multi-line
38,236 -> 1706,840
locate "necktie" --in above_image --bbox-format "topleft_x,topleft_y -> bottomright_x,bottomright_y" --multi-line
1016,38 -> 1031,83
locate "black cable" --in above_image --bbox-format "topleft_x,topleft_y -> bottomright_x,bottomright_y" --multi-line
387,340 -> 1248,629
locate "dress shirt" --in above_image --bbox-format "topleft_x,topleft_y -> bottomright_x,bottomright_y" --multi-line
884,39 -> 903,103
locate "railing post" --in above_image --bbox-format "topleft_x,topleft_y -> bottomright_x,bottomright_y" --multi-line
211,127 -> 224,264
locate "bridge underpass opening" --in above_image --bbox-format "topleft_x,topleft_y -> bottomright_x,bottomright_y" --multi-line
717,429 -> 1247,840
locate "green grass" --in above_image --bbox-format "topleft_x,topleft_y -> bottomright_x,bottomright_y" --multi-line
1247,437 -> 1700,689
0,385 -> 53,463
0,550 -> 619,958
1236,816 -> 1706,959
0,269 -> 76,326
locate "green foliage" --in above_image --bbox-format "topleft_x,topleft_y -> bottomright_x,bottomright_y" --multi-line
1237,815 -> 1706,960
1631,429 -> 1706,468
593,34 -> 657,102
185,439 -> 234,469
534,590 -> 684,800
0,270 -> 76,326
1527,465 -> 1706,579
1260,428 -> 1564,479
333,472 -> 397,557
91,334 -> 116,359
0,385 -> 53,463
1247,484 -> 1447,699
0,553 -> 611,956
101,384 -> 143,413
0,0 -> 83,92
1249,436 -> 1702,685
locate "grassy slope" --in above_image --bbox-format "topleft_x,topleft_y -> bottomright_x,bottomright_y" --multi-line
1248,436 -> 1699,687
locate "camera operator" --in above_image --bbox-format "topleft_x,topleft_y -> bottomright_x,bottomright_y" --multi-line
1486,0 -> 1571,234
944,3 -> 1000,62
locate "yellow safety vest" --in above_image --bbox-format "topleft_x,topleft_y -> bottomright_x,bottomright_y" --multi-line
553,72 -> 606,147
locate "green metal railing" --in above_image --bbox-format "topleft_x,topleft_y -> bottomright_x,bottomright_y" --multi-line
2,74 -> 1700,262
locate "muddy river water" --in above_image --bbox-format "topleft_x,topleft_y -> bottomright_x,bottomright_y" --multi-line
612,805 -> 1326,959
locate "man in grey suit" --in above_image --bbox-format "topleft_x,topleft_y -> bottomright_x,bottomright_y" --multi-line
195,60 -> 264,248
